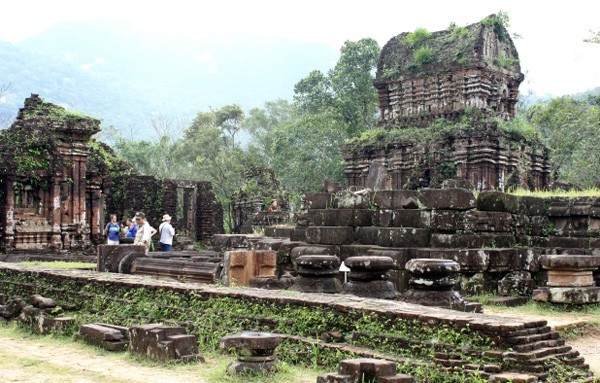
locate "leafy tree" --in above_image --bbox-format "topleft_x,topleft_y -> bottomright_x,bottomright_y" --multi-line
270,112 -> 346,195
243,99 -> 296,167
294,38 -> 380,136
528,96 -> 600,186
215,104 -> 244,147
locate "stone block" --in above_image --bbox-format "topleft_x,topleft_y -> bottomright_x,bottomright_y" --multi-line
518,196 -> 547,216
547,271 -> 595,287
540,254 -> 600,270
39,317 -> 76,334
377,228 -> 430,248
248,275 -> 295,290
97,245 -> 146,273
367,248 -> 414,269
29,294 -> 57,309
498,271 -> 534,296
430,233 -> 515,248
422,249 -> 489,273
304,193 -> 335,209
226,250 -> 277,286
306,226 -> 354,245
487,249 -> 519,272
211,234 -> 254,251
533,286 -> 600,304
430,210 -> 461,232
321,209 -> 355,226
417,188 -> 476,210
545,235 -> 590,249
373,190 -> 396,209
392,209 -> 431,228
372,209 -> 394,226
80,323 -> 129,351
354,227 -> 379,245
514,248 -> 542,272
338,358 -> 397,380
395,191 -> 420,209
129,324 -> 204,362
290,228 -> 307,242
264,226 -> 293,238
290,246 -> 339,264
461,211 -> 514,232
487,296 -> 528,307
490,372 -> 538,383
477,191 -> 520,213
365,163 -> 389,191
353,209 -> 373,226
340,245 -> 379,260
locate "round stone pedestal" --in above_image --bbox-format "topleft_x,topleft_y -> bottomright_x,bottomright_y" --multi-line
288,255 -> 343,293
219,332 -> 281,375
343,256 -> 398,299
533,254 -> 600,304
398,259 -> 481,312
249,275 -> 295,290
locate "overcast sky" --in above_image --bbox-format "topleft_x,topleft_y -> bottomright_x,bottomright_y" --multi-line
1,0 -> 599,96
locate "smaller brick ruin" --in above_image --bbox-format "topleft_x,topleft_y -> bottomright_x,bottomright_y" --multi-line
0,95 -> 223,253
0,95 -> 100,251
344,16 -> 551,191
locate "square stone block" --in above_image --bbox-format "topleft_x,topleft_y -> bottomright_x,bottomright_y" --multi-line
417,188 -> 476,210
306,227 -> 353,245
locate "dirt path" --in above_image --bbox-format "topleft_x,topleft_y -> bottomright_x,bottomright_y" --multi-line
0,331 -> 206,383
566,335 -> 600,374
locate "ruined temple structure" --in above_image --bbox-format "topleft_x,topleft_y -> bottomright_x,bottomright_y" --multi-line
0,95 -> 100,251
231,166 -> 290,233
0,95 -> 222,252
344,15 -> 551,191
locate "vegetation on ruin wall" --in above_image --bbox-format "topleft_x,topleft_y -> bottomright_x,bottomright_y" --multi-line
345,109 -> 540,151
0,124 -> 58,188
87,139 -> 132,180
0,270 -> 497,382
380,13 -> 517,81
0,98 -> 101,189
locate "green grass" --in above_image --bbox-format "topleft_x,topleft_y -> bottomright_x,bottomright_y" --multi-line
0,323 -> 322,383
507,187 -> 600,197
18,261 -> 96,270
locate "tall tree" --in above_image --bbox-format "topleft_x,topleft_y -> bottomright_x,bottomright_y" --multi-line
528,96 -> 600,187
294,38 -> 380,136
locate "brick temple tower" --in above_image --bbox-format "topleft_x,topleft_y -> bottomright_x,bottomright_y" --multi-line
344,15 -> 551,191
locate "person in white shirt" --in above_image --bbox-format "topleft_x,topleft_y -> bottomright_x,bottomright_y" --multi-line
133,212 -> 156,254
158,214 -> 175,252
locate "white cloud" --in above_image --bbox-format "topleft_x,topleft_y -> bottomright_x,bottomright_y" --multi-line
1,0 -> 599,95
196,51 -> 214,63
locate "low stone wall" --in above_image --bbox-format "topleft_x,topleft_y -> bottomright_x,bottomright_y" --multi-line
0,263 -> 593,381
265,189 -> 599,294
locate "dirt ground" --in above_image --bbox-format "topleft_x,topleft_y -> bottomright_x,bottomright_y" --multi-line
0,331 -> 206,383
0,316 -> 598,382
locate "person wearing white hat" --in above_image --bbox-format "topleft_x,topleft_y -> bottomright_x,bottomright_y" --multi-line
158,213 -> 175,252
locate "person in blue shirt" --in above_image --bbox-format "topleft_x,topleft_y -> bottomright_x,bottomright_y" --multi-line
125,218 -> 138,238
104,214 -> 121,245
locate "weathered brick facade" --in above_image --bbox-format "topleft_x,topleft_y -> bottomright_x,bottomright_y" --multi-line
344,16 -> 551,191
0,95 -> 223,252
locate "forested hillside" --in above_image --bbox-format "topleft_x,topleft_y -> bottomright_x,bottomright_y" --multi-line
0,20 -> 338,134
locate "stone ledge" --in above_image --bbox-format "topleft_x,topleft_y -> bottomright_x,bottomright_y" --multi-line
0,262 -> 541,330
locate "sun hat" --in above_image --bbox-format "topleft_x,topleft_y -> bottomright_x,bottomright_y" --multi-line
162,214 -> 172,222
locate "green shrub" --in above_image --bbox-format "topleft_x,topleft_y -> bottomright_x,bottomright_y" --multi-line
401,27 -> 432,47
414,46 -> 434,66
